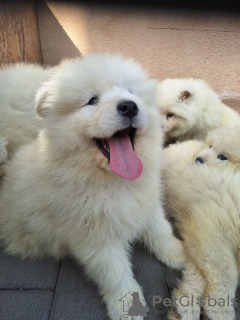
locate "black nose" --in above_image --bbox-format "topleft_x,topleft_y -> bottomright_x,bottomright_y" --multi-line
195,157 -> 204,164
117,101 -> 138,119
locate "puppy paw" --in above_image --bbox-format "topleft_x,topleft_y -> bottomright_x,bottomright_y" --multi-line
168,286 -> 202,320
204,306 -> 235,320
168,303 -> 200,320
106,285 -> 148,320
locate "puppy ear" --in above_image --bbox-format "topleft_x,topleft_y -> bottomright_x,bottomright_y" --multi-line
35,86 -> 51,119
178,90 -> 191,102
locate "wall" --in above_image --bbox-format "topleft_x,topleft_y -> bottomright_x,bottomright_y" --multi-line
1,1 -> 238,108
36,1 -> 240,107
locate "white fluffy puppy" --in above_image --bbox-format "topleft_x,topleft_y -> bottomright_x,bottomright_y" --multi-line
195,126 -> 240,171
163,138 -> 240,320
0,63 -> 54,159
158,78 -> 240,144
0,53 -> 185,320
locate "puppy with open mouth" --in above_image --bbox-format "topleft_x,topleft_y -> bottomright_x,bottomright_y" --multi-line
0,53 -> 185,320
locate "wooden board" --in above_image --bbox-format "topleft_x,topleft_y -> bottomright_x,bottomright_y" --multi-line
0,0 -> 42,64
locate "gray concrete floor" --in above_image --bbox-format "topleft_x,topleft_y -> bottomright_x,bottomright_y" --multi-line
1,243 -> 240,320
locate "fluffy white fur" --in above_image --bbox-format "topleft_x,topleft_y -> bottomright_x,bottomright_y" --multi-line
162,134 -> 240,320
0,138 -> 8,177
157,78 -> 240,144
0,53 -> 185,320
195,126 -> 240,171
0,63 -> 54,160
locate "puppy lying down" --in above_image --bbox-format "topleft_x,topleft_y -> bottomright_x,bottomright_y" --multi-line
158,78 -> 240,145
163,126 -> 240,320
0,53 -> 185,320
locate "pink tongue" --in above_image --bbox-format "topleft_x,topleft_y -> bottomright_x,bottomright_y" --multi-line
107,134 -> 143,180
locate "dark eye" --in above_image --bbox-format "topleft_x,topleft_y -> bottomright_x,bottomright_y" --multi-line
209,145 -> 212,148
218,155 -> 228,161
88,96 -> 98,105
166,113 -> 174,119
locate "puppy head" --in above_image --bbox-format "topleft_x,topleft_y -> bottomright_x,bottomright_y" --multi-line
195,126 -> 240,171
163,140 -> 207,172
35,53 -> 160,180
158,78 -> 217,142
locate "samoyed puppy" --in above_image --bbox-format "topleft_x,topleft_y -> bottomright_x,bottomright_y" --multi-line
158,78 -> 240,144
163,137 -> 240,320
0,53 -> 185,320
0,63 -> 54,161
195,126 -> 240,171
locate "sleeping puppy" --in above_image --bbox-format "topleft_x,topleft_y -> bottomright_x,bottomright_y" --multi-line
158,78 -> 240,145
0,53 -> 185,320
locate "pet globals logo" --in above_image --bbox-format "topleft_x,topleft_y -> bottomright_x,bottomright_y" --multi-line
119,291 -> 149,318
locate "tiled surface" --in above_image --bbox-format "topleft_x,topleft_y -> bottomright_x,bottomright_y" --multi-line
0,243 -> 172,320
48,259 -> 108,320
0,290 -> 53,320
1,243 -> 240,320
0,248 -> 60,289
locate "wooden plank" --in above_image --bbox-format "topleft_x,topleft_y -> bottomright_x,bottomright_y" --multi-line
0,0 -> 42,64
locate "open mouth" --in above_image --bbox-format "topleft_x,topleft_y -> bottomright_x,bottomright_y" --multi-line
94,126 -> 136,160
93,126 -> 142,180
